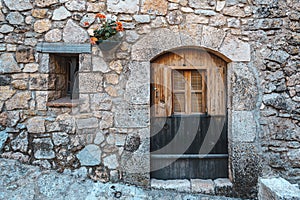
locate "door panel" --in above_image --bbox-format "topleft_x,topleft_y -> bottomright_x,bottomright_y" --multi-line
150,115 -> 228,179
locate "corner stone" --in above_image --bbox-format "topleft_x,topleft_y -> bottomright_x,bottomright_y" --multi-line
76,144 -> 101,166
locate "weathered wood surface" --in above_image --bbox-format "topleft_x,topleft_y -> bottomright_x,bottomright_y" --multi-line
150,115 -> 228,179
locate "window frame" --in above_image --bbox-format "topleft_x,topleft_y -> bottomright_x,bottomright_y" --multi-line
170,66 -> 207,115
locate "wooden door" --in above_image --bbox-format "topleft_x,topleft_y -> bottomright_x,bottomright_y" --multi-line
150,49 -> 228,179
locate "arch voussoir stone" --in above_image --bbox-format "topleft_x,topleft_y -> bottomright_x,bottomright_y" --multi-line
132,28 -> 250,63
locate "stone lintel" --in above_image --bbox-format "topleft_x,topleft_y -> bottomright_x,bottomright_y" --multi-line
37,43 -> 91,54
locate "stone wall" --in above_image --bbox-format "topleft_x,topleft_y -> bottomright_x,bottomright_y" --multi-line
0,0 -> 299,199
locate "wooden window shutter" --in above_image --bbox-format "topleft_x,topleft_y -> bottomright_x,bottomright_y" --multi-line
151,64 -> 172,117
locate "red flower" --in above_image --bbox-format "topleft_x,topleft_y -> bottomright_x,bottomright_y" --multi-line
90,37 -> 98,45
115,22 -> 124,31
84,22 -> 90,26
95,13 -> 106,19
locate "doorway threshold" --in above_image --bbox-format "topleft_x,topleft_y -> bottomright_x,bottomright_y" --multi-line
150,178 -> 233,196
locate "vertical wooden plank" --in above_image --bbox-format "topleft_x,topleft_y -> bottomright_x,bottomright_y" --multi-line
185,71 -> 191,114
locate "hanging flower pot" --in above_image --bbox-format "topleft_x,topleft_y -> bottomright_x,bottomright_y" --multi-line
98,40 -> 120,51
88,13 -> 124,52
96,32 -> 124,52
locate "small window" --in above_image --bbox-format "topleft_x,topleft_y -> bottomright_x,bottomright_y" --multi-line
47,54 -> 79,107
172,70 -> 206,114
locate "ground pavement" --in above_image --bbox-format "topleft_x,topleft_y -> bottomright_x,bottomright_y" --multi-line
0,158 -> 243,200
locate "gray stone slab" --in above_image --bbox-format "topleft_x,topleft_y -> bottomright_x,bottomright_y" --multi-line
259,177 -> 300,200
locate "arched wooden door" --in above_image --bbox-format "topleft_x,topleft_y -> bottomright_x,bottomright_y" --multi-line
150,48 -> 228,179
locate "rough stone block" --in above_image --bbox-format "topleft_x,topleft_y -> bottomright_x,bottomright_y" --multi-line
107,0 -> 139,14
29,74 -> 50,90
0,86 -> 16,101
52,132 -> 69,146
0,112 -> 7,126
11,131 -> 28,153
63,19 -> 89,43
76,118 -> 98,129
133,15 -> 151,23
36,91 -> 48,111
191,179 -> 215,194
45,29 -> 62,42
3,0 -> 32,11
121,150 -> 150,174
125,62 -> 150,104
151,179 -> 191,192
16,46 -> 35,63
6,91 -> 31,110
201,26 -> 226,49
114,104 -> 149,128
219,35 -> 251,62
31,9 -> 48,18
87,2 -> 105,13
223,5 -> 246,17
79,54 -> 92,72
52,6 -> 71,21
141,0 -> 168,15
0,75 -> 11,85
0,53 -> 21,74
0,24 -> 14,33
79,73 -> 103,93
287,149 -> 300,167
34,19 -> 51,33
76,144 -> 101,166
27,117 -> 46,133
33,138 -> 55,159
6,12 -> 24,25
35,0 -> 58,7
55,113 -> 76,134
99,111 -> 113,129
231,63 -> 258,111
92,56 -> 110,73
103,154 -> 119,169
94,131 -> 105,145
258,177 -> 300,200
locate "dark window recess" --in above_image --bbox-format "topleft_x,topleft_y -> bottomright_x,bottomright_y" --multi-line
65,56 -> 79,99
47,54 -> 79,107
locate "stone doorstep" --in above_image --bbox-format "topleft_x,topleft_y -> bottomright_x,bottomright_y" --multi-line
151,178 -> 233,195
